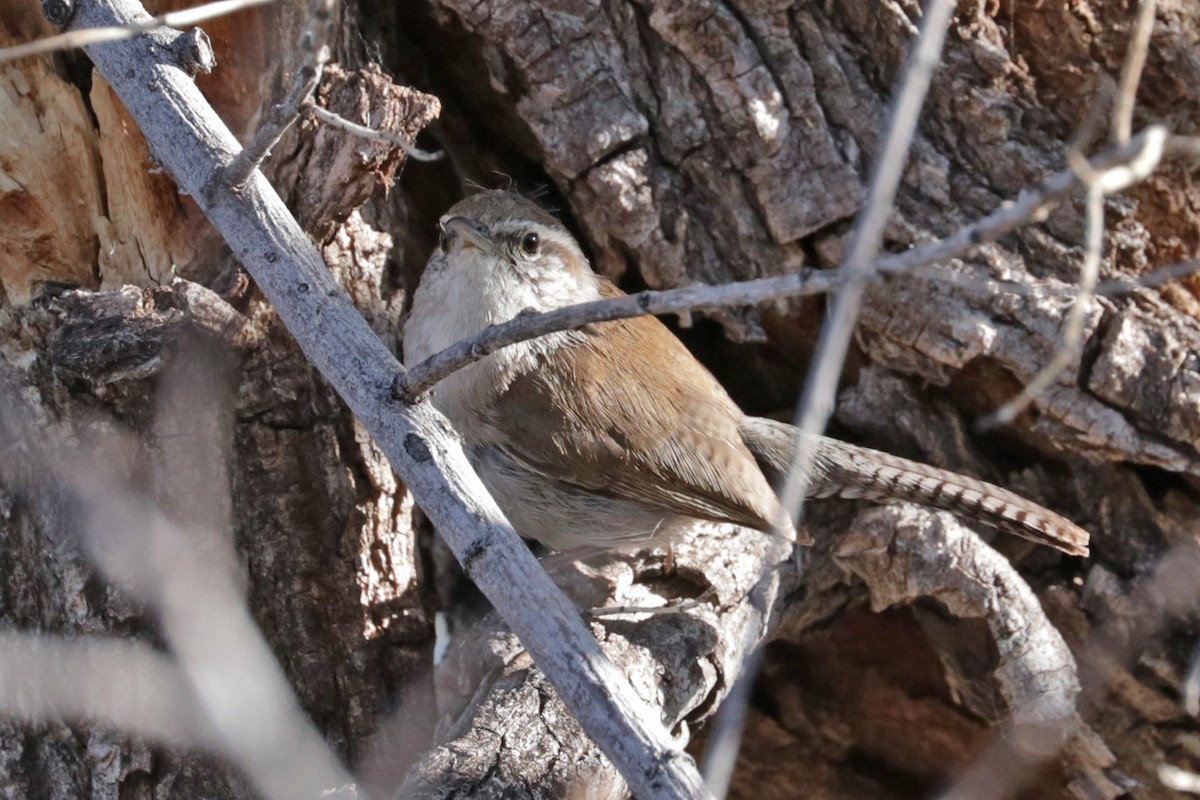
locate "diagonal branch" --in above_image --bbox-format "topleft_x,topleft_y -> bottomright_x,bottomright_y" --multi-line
64,0 -> 705,797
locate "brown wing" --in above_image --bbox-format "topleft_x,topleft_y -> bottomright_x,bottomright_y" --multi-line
489,306 -> 791,536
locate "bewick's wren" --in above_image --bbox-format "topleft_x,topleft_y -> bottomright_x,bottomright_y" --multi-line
403,191 -> 1089,558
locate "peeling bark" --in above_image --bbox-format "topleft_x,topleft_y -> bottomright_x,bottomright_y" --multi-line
381,0 -> 1200,797
0,2 -> 438,794
4,0 -> 1200,797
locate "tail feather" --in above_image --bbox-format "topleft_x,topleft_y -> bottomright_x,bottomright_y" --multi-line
738,416 -> 1090,557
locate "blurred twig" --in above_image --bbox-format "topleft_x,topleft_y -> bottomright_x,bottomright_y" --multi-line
0,0 -> 274,63
1161,764 -> 1200,794
224,0 -> 336,186
60,0 -> 704,795
0,356 -> 355,800
0,631 -> 212,749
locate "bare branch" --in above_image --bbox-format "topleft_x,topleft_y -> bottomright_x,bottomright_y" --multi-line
0,0 -> 274,64
395,268 -> 825,400
66,0 -> 703,796
395,126 -> 1190,404
308,104 -> 443,162
224,0 -> 335,186
697,7 -> 961,796
1113,0 -> 1158,145
868,126 -> 1171,272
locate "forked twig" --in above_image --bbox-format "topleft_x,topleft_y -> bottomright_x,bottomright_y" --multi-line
224,0 -> 335,186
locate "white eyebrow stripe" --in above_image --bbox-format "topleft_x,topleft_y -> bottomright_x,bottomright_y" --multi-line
490,221 -> 577,253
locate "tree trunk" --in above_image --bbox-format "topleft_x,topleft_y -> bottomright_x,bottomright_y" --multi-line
2,0 -> 1198,798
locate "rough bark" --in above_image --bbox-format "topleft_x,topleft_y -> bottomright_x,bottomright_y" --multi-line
1,1 -> 438,796
3,0 -> 1200,798
377,0 -> 1200,798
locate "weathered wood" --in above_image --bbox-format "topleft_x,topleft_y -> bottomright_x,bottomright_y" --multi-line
29,0 -> 708,797
389,0 -> 1200,797
6,0 -> 1200,797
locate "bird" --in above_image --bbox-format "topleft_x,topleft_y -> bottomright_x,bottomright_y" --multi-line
402,190 -> 1089,558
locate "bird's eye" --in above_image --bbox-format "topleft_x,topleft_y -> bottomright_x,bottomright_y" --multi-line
438,226 -> 452,254
520,232 -> 540,256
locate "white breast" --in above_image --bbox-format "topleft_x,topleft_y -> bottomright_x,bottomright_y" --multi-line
402,248 -> 597,444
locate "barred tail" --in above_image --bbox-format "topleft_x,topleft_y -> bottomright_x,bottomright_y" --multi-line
739,416 -> 1089,557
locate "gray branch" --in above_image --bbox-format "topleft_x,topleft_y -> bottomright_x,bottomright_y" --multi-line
68,0 -> 704,797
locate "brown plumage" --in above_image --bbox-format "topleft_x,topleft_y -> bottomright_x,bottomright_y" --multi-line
404,190 -> 1089,557
489,305 -> 803,540
739,416 -> 1089,556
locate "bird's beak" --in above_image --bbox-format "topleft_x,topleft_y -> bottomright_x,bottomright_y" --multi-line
441,216 -> 495,255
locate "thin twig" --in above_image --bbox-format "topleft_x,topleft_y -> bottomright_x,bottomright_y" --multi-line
982,129 -> 1168,427
0,369 -> 354,799
701,11 -> 961,794
0,0 -> 274,64
982,2 -> 1162,425
909,255 -> 1200,300
585,598 -> 701,617
983,183 -> 1104,427
867,126 -> 1171,272
395,269 -> 823,400
778,0 -> 957,526
224,0 -> 335,186
395,127 -> 1191,402
309,104 -> 442,162
699,639 -> 763,798
1113,0 -> 1158,145
69,0 -> 702,795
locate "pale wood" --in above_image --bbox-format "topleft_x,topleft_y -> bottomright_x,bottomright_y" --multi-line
60,0 -> 706,797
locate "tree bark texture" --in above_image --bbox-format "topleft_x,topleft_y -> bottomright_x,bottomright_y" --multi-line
383,1 -> 1200,796
2,0 -> 1200,798
2,2 -> 439,796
